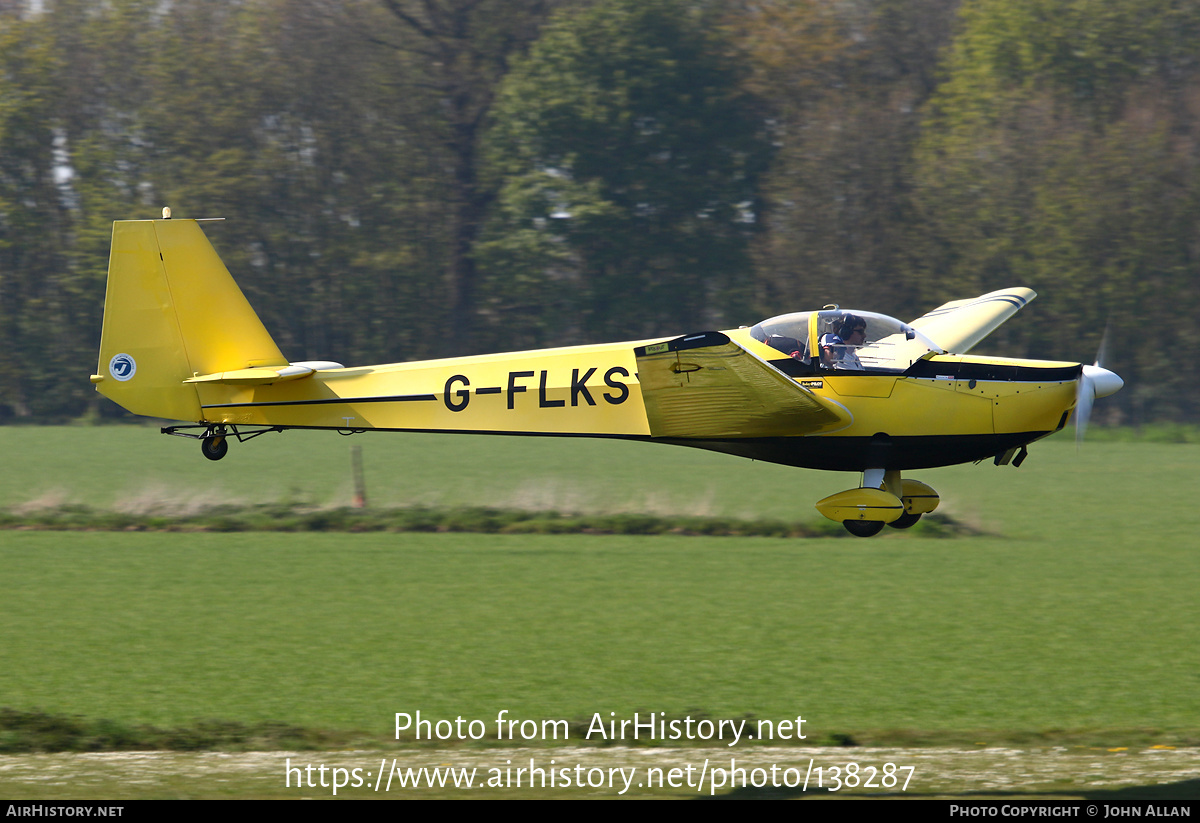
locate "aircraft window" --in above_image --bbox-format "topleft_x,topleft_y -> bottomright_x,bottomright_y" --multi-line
750,314 -> 811,365
751,310 -> 939,373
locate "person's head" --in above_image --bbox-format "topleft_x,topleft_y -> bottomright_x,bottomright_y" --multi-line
839,314 -> 866,344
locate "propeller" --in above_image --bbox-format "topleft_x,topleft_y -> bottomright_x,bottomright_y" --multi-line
1075,325 -> 1124,447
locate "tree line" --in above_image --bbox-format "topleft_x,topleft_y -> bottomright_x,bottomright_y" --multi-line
1,0 -> 1196,423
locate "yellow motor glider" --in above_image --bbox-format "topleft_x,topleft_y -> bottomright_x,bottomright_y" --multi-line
92,216 -> 1122,536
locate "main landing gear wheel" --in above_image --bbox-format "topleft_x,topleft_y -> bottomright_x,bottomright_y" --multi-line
843,520 -> 885,538
201,435 -> 228,461
888,511 -> 922,530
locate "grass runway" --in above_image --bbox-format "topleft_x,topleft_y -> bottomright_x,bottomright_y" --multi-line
2,425 -> 1199,797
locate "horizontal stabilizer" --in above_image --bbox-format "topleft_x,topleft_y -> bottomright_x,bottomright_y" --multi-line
634,333 -> 849,438
909,287 -> 1036,354
184,360 -> 344,386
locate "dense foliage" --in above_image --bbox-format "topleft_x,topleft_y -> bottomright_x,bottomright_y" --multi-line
1,0 -> 1195,422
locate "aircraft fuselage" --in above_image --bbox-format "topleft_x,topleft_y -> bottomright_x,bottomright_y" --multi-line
190,331 -> 1079,472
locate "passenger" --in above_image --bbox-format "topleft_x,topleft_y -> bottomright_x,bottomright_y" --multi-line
820,314 -> 866,370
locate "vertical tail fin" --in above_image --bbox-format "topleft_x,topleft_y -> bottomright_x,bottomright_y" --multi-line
92,218 -> 287,421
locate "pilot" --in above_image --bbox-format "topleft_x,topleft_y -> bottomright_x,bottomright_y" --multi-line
820,314 -> 865,370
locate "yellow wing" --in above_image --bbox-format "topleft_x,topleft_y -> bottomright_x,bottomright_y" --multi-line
909,287 -> 1036,354
634,332 -> 850,438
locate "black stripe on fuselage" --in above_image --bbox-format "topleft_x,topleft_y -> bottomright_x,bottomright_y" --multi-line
904,360 -> 1080,382
766,358 -> 1079,382
201,394 -> 438,410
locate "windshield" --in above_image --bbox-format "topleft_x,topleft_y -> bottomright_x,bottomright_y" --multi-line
749,310 -> 942,373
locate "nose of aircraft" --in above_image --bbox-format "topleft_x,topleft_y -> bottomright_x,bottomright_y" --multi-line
1075,363 -> 1122,446
1082,364 -> 1123,398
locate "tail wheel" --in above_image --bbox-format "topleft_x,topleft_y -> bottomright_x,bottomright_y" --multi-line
843,520 -> 885,538
201,435 -> 229,461
888,512 -> 922,529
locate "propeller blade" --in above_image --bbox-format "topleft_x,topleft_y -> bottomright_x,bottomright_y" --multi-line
1095,323 -> 1110,370
1075,324 -> 1123,447
1074,372 -> 1095,448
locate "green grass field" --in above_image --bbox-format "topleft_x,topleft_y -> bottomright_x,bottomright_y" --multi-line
5,527 -> 1200,739
3,426 -> 1199,796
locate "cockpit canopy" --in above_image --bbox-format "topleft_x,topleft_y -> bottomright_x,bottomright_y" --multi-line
749,309 -> 943,373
